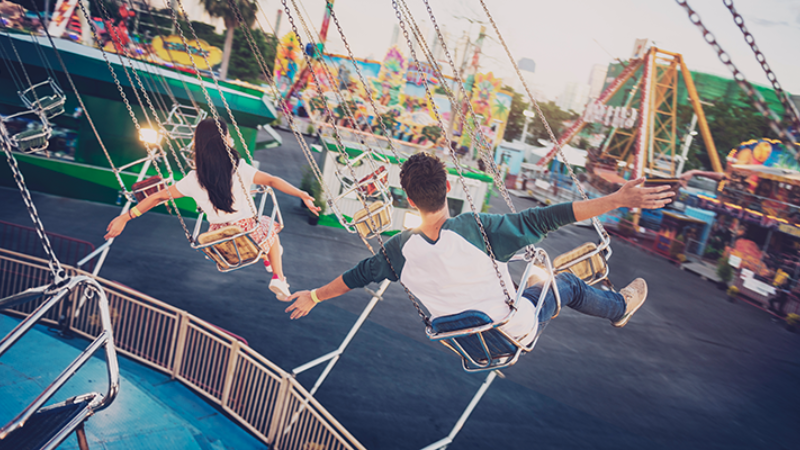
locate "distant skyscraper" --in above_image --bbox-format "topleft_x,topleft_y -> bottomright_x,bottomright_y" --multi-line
515,57 -> 536,93
390,24 -> 400,48
588,64 -> 608,99
556,82 -> 591,114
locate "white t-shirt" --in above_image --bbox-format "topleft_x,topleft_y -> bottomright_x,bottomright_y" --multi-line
175,159 -> 258,224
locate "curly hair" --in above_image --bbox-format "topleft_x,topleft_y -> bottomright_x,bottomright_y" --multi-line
400,153 -> 447,213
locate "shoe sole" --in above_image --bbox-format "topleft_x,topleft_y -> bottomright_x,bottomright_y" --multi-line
269,284 -> 291,302
612,283 -> 648,328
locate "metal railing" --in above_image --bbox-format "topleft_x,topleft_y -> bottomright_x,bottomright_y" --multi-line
0,220 -> 96,272
0,249 -> 365,450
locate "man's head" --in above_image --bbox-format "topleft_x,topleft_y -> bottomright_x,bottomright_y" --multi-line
400,153 -> 449,213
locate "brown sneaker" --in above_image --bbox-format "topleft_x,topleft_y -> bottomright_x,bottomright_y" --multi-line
612,278 -> 648,328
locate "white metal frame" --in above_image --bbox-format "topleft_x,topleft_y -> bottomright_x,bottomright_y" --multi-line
18,77 -> 66,120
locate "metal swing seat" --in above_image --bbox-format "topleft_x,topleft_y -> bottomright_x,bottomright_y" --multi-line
162,104 -> 208,141
428,224 -> 613,373
18,78 -> 66,120
191,186 -> 283,272
0,109 -> 52,154
329,151 -> 394,239
0,276 -> 119,450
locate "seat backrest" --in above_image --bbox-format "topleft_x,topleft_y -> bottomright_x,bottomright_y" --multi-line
352,201 -> 391,238
430,310 -> 519,364
197,225 -> 262,269
553,242 -> 607,283
131,175 -> 165,202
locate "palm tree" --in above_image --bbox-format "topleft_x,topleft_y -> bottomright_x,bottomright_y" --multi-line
199,0 -> 258,80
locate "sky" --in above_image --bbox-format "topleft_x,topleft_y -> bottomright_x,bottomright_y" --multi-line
254,0 -> 800,102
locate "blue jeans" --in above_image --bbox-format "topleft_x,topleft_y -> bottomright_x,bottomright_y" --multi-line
522,273 -> 625,323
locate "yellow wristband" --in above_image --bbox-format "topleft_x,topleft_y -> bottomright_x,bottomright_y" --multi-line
310,289 -> 321,304
131,206 -> 142,218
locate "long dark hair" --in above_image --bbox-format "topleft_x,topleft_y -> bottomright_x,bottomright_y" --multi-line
194,118 -> 239,213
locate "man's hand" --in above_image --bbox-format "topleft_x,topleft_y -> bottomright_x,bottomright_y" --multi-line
285,290 -> 317,319
615,177 -> 675,210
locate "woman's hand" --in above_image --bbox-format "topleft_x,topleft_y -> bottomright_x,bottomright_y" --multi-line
104,214 -> 129,240
301,191 -> 321,216
615,177 -> 675,210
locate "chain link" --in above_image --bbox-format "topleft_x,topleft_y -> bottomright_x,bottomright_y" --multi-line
167,0 -> 258,220
405,0 -> 516,214
476,0 -> 609,240
2,140 -> 65,281
722,0 -> 800,130
673,0 -> 797,154
77,0 -> 193,241
392,0 -> 513,306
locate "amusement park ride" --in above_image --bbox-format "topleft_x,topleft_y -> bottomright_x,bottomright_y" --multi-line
536,46 -> 723,196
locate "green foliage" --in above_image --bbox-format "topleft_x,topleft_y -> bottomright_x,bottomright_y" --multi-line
502,85 -> 527,142
502,84 -> 576,145
227,28 -> 278,82
421,125 -> 441,143
301,166 -> 325,216
716,257 -> 734,284
676,92 -> 777,171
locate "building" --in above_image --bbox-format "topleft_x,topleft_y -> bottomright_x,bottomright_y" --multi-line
556,81 -> 591,114
588,64 -> 608,99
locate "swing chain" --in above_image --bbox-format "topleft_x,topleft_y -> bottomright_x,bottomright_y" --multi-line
672,0 -> 797,152
477,0 -> 611,241
722,0 -> 800,129
28,3 -> 131,201
403,0 -> 516,215
393,0 -> 513,305
76,0 -> 193,241
328,3 -> 403,161
2,141 -> 66,282
167,0 -> 258,220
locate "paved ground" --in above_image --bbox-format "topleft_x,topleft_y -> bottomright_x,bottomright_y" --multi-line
2,129 -> 799,449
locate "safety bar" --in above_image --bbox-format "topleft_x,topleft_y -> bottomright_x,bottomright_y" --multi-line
291,279 -> 390,396
0,276 -> 120,440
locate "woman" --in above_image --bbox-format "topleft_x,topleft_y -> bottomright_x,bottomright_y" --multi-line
105,118 -> 320,300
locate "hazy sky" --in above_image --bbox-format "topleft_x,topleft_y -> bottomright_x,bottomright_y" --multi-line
256,0 -> 800,102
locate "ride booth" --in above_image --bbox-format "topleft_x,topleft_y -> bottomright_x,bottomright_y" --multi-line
652,210 -> 710,262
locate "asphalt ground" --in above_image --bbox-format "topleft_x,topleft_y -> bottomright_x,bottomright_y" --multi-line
2,129 -> 799,449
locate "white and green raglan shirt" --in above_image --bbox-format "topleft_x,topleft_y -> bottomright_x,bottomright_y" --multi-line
342,203 -> 577,343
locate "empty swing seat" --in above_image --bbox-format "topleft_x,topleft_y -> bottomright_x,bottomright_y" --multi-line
132,175 -> 168,202
29,95 -> 65,119
12,128 -> 50,153
196,225 -> 263,271
19,79 -> 66,120
553,242 -> 608,284
352,201 -> 392,238
0,396 -> 96,450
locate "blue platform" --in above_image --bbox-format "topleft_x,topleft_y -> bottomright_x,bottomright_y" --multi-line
0,313 -> 267,449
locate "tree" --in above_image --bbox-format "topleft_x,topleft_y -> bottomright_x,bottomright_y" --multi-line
503,85 -> 527,142
529,101 -> 578,143
677,93 -> 776,171
227,28 -> 278,83
198,0 -> 257,80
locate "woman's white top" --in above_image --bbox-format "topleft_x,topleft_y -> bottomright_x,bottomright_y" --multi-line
175,159 -> 258,224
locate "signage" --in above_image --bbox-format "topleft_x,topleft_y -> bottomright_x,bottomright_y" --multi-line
778,223 -> 800,238
728,254 -> 742,269
151,35 -> 222,71
583,101 -> 638,129
47,0 -> 81,39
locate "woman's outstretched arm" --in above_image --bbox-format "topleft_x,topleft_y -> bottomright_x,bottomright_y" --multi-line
254,171 -> 320,215
104,185 -> 184,239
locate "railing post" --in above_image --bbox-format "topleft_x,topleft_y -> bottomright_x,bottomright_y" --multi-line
220,340 -> 240,408
267,373 -> 292,446
172,311 -> 189,379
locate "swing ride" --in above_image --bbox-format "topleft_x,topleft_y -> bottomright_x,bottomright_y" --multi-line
2,0 -> 799,448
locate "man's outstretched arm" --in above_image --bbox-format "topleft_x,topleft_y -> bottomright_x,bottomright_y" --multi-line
285,275 -> 351,320
572,177 -> 675,222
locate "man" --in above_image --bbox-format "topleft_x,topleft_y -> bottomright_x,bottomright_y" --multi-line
286,154 -> 674,343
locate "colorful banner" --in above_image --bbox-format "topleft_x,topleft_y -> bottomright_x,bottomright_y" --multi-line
47,0 -> 80,39
151,35 -> 222,70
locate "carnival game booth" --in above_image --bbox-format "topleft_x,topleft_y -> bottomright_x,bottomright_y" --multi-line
697,139 -> 800,314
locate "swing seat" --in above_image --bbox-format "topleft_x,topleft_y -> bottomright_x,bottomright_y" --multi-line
553,242 -> 609,286
196,225 -> 263,272
31,95 -> 66,119
352,200 -> 392,238
13,127 -> 50,153
429,310 -> 522,372
132,175 -> 167,202
356,166 -> 389,197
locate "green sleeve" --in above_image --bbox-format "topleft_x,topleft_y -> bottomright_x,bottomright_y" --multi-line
448,203 -> 576,262
342,232 -> 408,289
